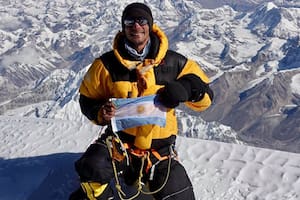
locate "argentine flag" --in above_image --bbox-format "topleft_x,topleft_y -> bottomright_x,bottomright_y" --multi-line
111,95 -> 167,132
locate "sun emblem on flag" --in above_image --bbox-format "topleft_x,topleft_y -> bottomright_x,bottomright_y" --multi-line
137,105 -> 145,114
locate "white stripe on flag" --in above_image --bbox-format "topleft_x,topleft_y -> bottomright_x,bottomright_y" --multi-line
111,95 -> 166,132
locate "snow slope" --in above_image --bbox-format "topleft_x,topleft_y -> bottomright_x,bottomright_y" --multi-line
1,116 -> 299,200
1,0 -> 300,153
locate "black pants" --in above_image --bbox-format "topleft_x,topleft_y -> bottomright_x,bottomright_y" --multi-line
74,133 -> 195,200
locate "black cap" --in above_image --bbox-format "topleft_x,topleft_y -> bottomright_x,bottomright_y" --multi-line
121,3 -> 153,31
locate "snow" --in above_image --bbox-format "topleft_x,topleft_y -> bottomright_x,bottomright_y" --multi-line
1,116 -> 300,200
265,2 -> 278,11
291,73 -> 300,95
1,46 -> 41,67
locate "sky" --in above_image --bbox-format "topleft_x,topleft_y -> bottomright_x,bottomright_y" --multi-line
1,115 -> 300,200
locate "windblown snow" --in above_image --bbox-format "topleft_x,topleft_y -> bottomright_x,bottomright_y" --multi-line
0,116 -> 299,200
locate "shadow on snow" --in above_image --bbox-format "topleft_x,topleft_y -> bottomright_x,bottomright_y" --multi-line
0,153 -> 154,200
0,153 -> 81,200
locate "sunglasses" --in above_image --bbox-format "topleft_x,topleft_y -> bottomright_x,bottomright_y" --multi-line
124,18 -> 148,27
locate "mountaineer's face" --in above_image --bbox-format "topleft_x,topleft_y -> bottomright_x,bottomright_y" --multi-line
124,18 -> 150,53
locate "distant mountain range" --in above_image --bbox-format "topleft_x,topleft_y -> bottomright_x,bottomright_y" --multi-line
0,0 -> 299,153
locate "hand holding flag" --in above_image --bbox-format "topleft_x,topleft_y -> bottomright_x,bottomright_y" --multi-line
111,95 -> 167,132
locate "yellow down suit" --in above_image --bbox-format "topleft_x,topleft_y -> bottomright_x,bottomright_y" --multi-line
79,24 -> 213,149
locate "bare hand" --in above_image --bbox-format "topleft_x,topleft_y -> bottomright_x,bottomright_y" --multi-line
100,101 -> 116,124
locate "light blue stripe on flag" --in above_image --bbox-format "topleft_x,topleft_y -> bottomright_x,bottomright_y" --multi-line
111,95 -> 166,132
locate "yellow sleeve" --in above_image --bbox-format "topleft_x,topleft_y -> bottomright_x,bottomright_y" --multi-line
177,59 -> 210,83
79,59 -> 111,99
185,93 -> 212,111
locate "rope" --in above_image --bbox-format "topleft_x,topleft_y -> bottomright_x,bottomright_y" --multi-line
113,132 -> 130,166
105,135 -> 174,200
105,137 -> 126,195
140,146 -> 173,195
106,136 -> 141,200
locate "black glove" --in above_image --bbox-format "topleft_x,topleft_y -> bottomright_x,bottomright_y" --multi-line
158,81 -> 189,108
158,74 -> 210,108
177,74 -> 210,102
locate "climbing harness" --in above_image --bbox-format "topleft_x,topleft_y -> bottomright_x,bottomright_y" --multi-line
105,132 -> 177,200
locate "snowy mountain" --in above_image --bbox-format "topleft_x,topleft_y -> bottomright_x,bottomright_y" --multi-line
1,0 -> 300,199
1,0 -> 300,154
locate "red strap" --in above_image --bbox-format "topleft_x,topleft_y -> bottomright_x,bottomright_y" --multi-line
123,143 -> 171,174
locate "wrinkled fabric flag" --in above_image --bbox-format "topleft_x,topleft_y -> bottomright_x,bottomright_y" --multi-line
111,95 -> 166,132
